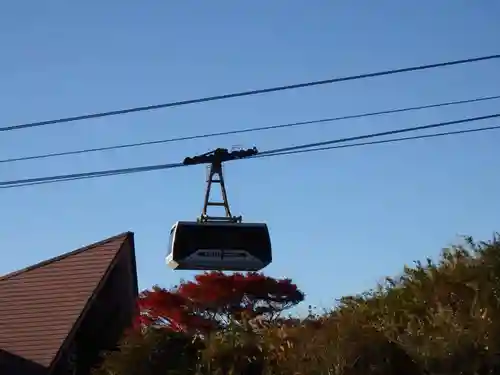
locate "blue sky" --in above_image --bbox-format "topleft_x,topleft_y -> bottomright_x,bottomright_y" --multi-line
0,1 -> 499,312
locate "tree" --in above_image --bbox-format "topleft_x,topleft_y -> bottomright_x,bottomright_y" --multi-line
136,271 -> 305,335
95,235 -> 500,374
93,328 -> 201,375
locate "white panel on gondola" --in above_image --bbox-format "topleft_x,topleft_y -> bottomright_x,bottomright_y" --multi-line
166,221 -> 272,271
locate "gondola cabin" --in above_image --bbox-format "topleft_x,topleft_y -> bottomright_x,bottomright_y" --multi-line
166,221 -> 272,271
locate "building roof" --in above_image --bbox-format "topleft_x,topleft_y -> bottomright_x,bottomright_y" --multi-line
0,232 -> 135,370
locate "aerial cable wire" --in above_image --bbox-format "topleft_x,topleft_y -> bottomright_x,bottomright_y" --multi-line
257,113 -> 500,156
3,123 -> 500,190
0,169 -> 151,189
1,54 -> 499,133
253,124 -> 500,159
1,113 -> 499,189
0,167 -> 151,189
0,162 -> 184,188
3,93 -> 500,165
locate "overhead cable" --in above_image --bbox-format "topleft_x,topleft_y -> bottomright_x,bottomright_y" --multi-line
255,124 -> 500,159
258,113 -> 500,156
4,124 -> 500,190
1,54 -> 499,133
3,93 -> 500,165
1,113 -> 498,189
0,162 -> 184,188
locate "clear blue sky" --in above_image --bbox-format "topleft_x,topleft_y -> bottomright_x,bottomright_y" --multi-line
0,1 -> 499,312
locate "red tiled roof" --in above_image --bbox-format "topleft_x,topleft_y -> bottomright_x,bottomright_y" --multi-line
0,232 -> 134,370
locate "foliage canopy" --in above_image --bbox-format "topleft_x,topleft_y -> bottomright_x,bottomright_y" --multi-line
95,235 -> 500,375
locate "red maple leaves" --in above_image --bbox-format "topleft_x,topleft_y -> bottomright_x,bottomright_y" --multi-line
135,271 -> 304,334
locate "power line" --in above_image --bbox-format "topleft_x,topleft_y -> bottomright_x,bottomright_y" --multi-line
1,113 -> 498,189
3,93 -> 500,165
2,54 -> 499,133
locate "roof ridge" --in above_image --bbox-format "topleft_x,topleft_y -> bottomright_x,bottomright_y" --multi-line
0,231 -> 133,281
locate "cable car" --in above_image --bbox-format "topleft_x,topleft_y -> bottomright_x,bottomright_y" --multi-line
166,147 -> 273,271
166,221 -> 272,271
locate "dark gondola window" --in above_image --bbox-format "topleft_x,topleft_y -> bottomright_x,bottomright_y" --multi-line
175,223 -> 271,259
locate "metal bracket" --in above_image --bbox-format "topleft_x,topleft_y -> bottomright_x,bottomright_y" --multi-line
183,147 -> 258,223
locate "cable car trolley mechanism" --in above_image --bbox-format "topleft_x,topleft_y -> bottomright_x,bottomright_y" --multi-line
166,147 -> 272,271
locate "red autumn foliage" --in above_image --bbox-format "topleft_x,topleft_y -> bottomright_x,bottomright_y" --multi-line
135,271 -> 304,334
